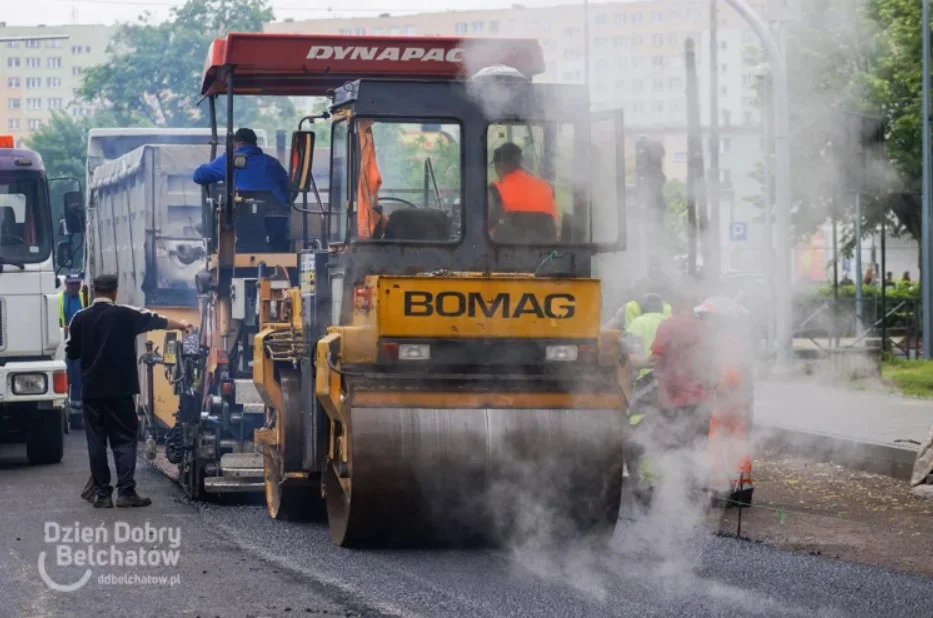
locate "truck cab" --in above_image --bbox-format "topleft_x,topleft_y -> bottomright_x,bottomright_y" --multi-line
0,136 -> 69,464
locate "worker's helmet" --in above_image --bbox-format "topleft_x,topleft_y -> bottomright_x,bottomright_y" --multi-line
694,295 -> 748,320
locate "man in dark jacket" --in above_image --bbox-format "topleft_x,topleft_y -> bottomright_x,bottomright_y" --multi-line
67,274 -> 191,508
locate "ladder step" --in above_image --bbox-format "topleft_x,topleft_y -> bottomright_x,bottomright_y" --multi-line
203,477 -> 264,493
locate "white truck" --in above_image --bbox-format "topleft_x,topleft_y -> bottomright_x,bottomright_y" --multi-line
0,136 -> 69,464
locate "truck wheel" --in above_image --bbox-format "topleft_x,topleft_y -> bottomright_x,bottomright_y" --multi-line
26,408 -> 65,465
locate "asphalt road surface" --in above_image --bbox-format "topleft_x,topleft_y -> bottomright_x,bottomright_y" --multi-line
3,433 -> 933,618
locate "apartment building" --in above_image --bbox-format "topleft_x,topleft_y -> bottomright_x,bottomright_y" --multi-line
0,23 -> 114,144
266,1 -> 766,129
267,1 -> 771,271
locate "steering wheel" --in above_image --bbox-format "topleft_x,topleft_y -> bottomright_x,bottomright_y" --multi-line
377,196 -> 420,210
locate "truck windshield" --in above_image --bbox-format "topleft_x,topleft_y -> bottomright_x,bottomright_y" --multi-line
0,173 -> 52,264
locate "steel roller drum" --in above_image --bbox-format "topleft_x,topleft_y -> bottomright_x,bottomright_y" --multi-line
325,406 -> 626,547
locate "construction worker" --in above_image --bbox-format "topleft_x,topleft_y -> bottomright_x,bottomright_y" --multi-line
625,294 -> 711,495
605,278 -> 673,331
488,142 -> 558,241
67,274 -> 192,508
693,295 -> 755,506
193,128 -> 291,206
59,271 -> 87,420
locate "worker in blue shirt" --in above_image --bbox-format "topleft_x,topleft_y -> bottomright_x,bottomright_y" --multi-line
192,128 -> 291,206
59,271 -> 87,426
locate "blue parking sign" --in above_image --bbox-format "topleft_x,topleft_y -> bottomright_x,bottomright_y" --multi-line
730,222 -> 748,242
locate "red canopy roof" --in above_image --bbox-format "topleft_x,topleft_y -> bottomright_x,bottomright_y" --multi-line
200,33 -> 545,97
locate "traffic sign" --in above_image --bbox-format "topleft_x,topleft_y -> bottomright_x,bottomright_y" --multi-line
730,222 -> 748,242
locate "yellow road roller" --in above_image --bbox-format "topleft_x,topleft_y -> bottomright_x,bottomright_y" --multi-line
198,32 -> 631,546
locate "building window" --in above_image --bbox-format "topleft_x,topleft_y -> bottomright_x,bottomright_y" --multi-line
26,98 -> 42,110
489,20 -> 499,34
471,21 -> 484,33
354,28 -> 366,35
46,39 -> 63,48
563,26 -> 581,37
632,102 -> 644,113
667,33 -> 679,45
721,86 -> 728,95
563,48 -> 583,60
25,39 -> 41,49
721,41 -> 727,50
8,57 -> 21,68
455,22 -> 467,34
632,35 -> 644,46
72,66 -> 84,76
594,37 -> 608,50
26,77 -> 41,88
721,138 -> 731,153
26,57 -> 40,68
653,78 -> 664,91
651,33 -> 663,47
6,40 -> 19,48
632,12 -> 644,23
744,111 -> 755,125
8,118 -> 20,130
595,13 -> 608,25
613,36 -> 628,49
48,57 -> 63,69
652,11 -> 664,22
722,110 -> 732,125
9,98 -> 21,110
652,101 -> 664,112
404,26 -> 415,35
720,169 -> 732,184
46,77 -> 62,88
7,77 -> 20,88
631,80 -> 643,92
652,56 -> 664,68
28,119 -> 42,130
668,77 -> 683,89
632,56 -> 645,68
48,98 -> 64,109
338,28 -> 352,35
615,13 -> 627,25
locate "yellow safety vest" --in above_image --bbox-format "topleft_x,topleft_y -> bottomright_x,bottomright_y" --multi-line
58,290 -> 87,327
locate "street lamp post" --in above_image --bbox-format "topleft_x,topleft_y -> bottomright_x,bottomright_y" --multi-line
721,0 -> 793,368
583,0 -> 591,95
923,0 -> 932,359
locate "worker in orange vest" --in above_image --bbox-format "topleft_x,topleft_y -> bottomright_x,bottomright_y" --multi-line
488,142 -> 558,242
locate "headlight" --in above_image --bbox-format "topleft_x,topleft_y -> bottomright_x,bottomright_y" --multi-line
398,344 -> 430,361
545,345 -> 578,362
12,373 -> 48,395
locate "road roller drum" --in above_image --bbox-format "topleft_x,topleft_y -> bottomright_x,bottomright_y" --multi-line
324,405 -> 626,547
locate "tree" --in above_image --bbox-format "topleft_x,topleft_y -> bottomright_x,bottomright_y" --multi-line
79,0 -> 290,130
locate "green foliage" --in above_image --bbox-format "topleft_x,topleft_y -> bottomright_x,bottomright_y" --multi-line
79,0 -> 295,132
882,358 -> 933,398
807,282 -> 919,300
24,110 -> 139,258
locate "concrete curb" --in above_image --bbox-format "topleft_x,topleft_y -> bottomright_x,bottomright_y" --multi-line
754,424 -> 918,481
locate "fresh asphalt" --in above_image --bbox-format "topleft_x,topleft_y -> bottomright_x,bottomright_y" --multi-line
2,433 -> 932,618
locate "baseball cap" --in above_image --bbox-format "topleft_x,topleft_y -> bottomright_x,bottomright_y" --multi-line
65,271 -> 83,284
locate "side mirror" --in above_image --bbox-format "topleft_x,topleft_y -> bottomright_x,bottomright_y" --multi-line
289,130 -> 316,193
56,241 -> 73,268
63,191 -> 84,234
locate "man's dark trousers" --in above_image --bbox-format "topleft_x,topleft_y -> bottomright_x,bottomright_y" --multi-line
83,396 -> 138,497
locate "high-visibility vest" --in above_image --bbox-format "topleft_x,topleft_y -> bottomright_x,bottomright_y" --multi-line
624,300 -> 672,329
492,169 -> 558,220
58,290 -> 86,327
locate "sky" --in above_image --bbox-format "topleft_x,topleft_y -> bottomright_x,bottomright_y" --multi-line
1,0 -> 597,27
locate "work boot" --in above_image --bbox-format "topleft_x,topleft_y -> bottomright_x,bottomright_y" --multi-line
93,494 -> 113,509
116,492 -> 152,508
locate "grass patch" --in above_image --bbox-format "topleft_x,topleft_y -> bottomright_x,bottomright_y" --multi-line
882,358 -> 933,398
